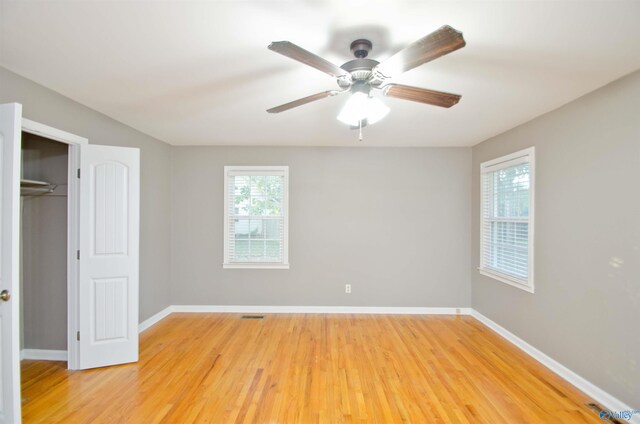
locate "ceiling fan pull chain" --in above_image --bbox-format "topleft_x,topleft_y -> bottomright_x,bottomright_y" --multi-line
358,119 -> 363,142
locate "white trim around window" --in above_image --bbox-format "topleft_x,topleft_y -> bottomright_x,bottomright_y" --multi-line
223,166 -> 289,269
479,147 -> 535,293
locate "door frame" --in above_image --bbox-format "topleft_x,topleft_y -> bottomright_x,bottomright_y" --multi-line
21,118 -> 87,370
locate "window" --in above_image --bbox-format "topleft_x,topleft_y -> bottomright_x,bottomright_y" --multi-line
223,166 -> 289,269
479,147 -> 534,292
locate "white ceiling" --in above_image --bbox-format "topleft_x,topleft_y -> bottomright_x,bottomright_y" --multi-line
1,1 -> 639,147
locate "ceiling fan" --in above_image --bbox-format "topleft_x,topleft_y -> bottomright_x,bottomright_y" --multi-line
266,25 -> 466,132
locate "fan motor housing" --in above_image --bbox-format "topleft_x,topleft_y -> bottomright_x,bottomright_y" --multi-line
338,58 -> 380,88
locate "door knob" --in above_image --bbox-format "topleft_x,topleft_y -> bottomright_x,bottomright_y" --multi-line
0,290 -> 10,302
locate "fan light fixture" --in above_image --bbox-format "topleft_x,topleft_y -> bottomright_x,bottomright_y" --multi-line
267,25 -> 466,141
336,92 -> 390,127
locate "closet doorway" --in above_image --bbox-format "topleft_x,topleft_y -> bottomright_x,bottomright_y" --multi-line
20,131 -> 70,363
20,119 -> 84,370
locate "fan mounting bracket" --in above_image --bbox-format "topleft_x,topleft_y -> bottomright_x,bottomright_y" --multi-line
350,39 -> 373,58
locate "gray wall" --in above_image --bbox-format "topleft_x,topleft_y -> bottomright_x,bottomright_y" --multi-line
171,147 -> 471,307
0,66 -> 172,324
471,70 -> 640,406
20,134 -> 68,350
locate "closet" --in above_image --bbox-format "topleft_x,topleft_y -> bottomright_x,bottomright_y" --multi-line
20,132 -> 69,360
1,104 -> 141,418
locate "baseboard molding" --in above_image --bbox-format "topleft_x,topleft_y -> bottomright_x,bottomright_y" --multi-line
171,305 -> 471,315
21,349 -> 67,361
136,305 -> 470,332
138,306 -> 173,333
470,309 -> 639,423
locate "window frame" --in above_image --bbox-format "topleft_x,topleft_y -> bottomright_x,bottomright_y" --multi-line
223,165 -> 289,269
479,147 -> 535,293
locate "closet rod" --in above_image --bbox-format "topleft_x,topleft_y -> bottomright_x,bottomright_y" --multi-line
20,179 -> 58,197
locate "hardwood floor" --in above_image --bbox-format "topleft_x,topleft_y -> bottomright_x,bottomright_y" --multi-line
22,313 -> 604,423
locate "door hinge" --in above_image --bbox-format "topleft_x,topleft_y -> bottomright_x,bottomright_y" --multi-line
77,331 -> 80,341
77,168 -> 81,178
77,250 -> 80,260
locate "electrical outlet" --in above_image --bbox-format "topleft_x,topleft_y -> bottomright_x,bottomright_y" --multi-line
345,284 -> 351,294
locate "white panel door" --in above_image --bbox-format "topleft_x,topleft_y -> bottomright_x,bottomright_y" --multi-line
78,144 -> 139,369
0,104 -> 22,423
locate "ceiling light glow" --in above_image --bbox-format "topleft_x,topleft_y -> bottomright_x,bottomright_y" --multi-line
336,93 -> 389,126
366,97 -> 390,124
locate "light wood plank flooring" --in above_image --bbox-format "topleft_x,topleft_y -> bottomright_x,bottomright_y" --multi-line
22,313 -> 604,423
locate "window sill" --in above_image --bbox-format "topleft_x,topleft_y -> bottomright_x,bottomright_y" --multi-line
478,268 -> 534,293
223,263 -> 290,270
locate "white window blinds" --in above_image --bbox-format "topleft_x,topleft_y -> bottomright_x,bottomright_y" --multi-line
480,148 -> 534,291
224,166 -> 289,269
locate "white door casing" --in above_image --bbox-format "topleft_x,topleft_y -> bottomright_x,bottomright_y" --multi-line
0,103 -> 22,423
78,144 -> 140,369
22,117 -> 87,371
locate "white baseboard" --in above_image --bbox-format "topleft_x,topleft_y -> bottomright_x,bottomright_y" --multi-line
136,305 -> 469,334
21,349 -> 67,361
470,309 -> 639,424
138,306 -> 173,333
171,305 -> 471,315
